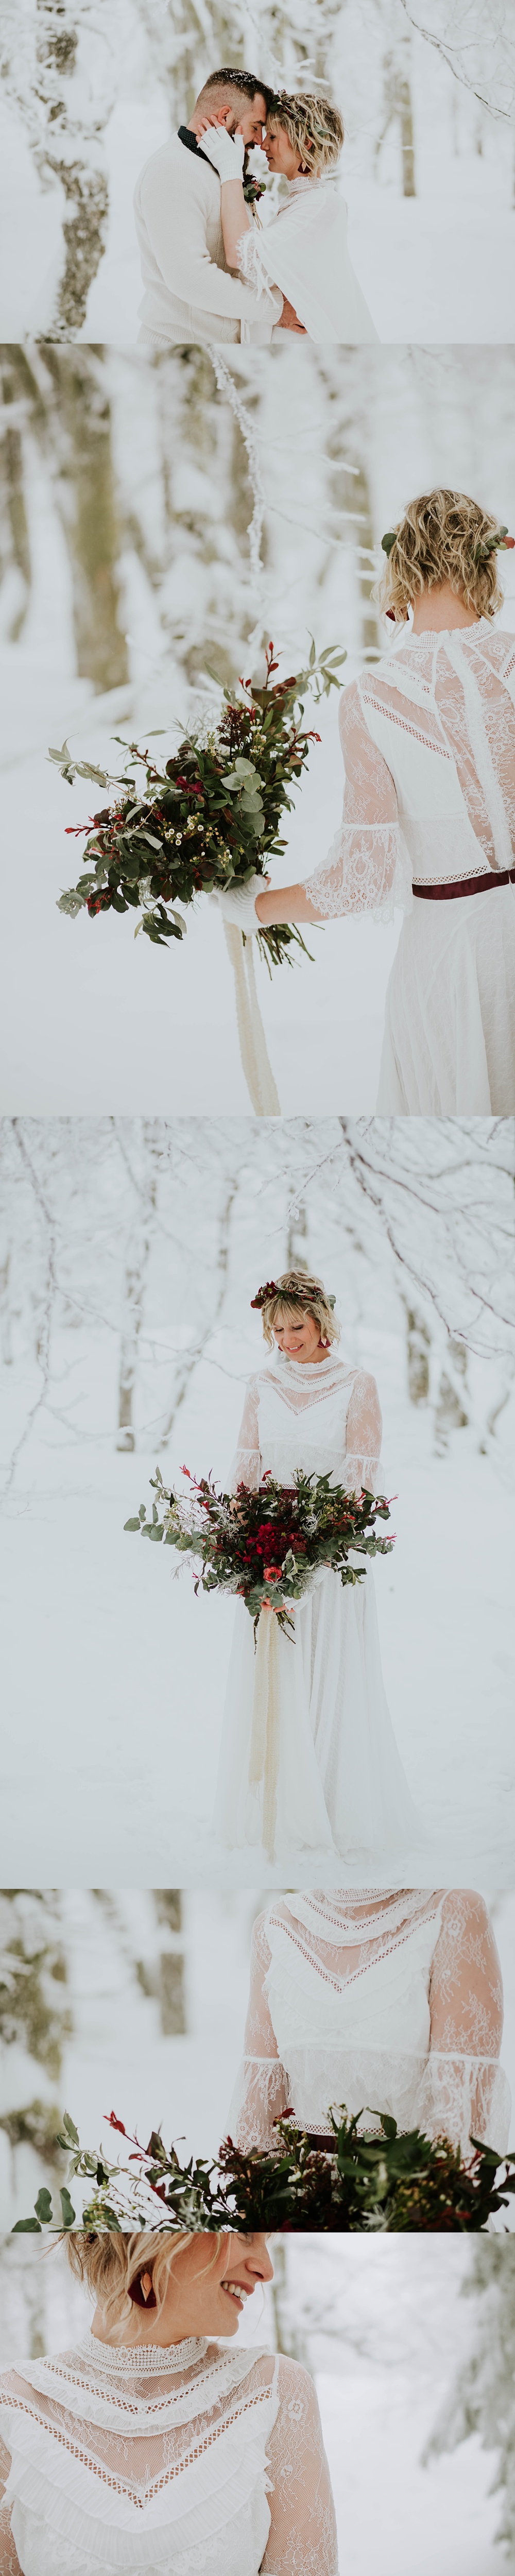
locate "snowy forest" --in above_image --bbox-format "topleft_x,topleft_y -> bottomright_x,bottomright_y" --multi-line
3,342 -> 515,1114
1,0 -> 514,339
0,2229 -> 513,2574
0,1115 -> 514,1882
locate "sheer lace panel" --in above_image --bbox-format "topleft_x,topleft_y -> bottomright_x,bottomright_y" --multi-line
229,1891 -> 510,2156
230,1378 -> 262,1492
230,1361 -> 382,1496
0,2343 -> 338,2576
262,2359 -> 338,2576
304,683 -> 409,924
304,624 -> 515,918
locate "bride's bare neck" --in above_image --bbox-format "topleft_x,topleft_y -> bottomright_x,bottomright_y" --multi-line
410,580 -> 480,633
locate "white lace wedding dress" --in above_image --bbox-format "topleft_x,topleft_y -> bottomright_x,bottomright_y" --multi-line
0,2333 -> 338,2576
238,172 -> 378,343
228,1887 -> 511,2157
304,621 -> 515,1113
213,1354 -> 418,1860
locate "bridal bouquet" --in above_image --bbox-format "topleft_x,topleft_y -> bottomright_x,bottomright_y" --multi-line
14,2107 -> 515,2236
124,1465 -> 394,1639
52,639 -> 346,965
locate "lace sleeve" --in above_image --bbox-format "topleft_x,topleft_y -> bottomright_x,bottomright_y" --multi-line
227,1915 -> 289,2151
344,1369 -> 383,1492
304,682 -> 412,925
0,2434 -> 22,2576
230,1376 -> 262,1492
262,2357 -> 339,2575
413,1890 -> 510,2153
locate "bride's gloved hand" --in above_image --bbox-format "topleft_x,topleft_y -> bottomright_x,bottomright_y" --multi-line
211,876 -> 264,933
197,122 -> 246,183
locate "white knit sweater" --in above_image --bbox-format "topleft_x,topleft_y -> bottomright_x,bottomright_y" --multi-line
134,134 -> 283,344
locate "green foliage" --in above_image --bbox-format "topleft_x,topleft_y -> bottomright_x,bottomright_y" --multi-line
53,641 -> 346,969
13,2111 -> 515,2237
125,1466 -> 394,1639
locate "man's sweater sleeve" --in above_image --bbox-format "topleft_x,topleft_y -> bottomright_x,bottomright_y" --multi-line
139,161 -> 283,326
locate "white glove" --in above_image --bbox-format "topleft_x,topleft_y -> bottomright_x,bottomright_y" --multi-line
212,876 -> 263,932
199,124 -> 245,183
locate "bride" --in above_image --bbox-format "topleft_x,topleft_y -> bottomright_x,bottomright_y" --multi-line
197,89 -> 379,343
213,1270 -> 419,1862
0,2229 -> 338,2575
214,489 -> 515,1116
229,1886 -> 511,2157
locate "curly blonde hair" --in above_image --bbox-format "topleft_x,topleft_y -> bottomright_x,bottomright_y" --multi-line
63,2230 -> 222,2336
260,1270 -> 340,1350
267,91 -> 344,174
375,488 -> 505,625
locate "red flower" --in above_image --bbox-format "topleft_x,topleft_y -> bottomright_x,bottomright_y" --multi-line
106,2112 -> 127,2135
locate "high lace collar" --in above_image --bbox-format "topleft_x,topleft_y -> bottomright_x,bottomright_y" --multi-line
286,169 -> 337,196
273,1350 -> 345,1379
81,2330 -> 209,2377
392,619 -> 489,651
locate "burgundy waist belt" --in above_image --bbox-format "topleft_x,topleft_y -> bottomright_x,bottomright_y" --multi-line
413,865 -> 515,901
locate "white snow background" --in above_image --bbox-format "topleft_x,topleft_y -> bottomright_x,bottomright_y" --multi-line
0,2233 -> 508,2575
1,0 -> 514,342
1,1116 -> 513,1885
2,345 -> 515,1118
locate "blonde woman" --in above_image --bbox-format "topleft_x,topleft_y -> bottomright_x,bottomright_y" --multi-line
229,1886 -> 511,2158
213,1272 -> 418,1861
198,91 -> 379,342
215,490 -> 515,1115
0,2229 -> 338,2576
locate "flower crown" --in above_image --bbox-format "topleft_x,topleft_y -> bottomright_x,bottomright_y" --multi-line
381,524 -> 514,561
251,1280 -> 336,1311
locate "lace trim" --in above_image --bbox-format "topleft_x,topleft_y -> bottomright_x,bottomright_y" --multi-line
265,1896 -> 443,1994
81,2334 -> 208,2378
1,2383 -> 273,2506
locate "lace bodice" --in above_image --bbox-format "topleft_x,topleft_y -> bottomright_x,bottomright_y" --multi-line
304,622 -> 515,920
0,2334 -> 338,2576
230,1355 -> 382,1495
229,1888 -> 511,2157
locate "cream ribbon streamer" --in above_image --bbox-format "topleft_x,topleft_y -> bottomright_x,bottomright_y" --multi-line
248,1607 -> 282,1860
224,923 -> 281,1116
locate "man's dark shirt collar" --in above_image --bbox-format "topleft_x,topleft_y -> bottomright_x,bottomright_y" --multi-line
177,125 -> 214,170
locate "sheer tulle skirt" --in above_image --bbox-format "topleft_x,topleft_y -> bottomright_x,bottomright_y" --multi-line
213,1568 -> 418,1857
376,881 -> 515,1114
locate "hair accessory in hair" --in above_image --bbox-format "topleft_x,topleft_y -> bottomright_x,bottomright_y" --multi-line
251,1280 -> 336,1311
474,525 -> 514,562
381,531 -> 398,557
251,1280 -> 280,1309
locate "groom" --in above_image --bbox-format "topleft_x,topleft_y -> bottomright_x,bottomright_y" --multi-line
134,66 -> 303,345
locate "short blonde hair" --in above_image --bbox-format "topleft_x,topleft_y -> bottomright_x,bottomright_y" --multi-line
260,1270 -> 340,1350
376,488 -> 505,626
267,91 -> 344,174
63,2230 -> 222,2336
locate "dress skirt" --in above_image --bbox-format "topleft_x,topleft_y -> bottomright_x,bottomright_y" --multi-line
213,1567 -> 418,1858
376,882 -> 515,1114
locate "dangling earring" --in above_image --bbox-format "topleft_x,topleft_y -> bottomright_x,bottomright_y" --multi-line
128,2268 -> 157,2308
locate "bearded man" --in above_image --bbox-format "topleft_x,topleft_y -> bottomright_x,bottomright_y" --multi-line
134,66 -> 305,344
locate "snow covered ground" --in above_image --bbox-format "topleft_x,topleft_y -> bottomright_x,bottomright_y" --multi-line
1,1 -> 514,345
1,1432 -> 514,1884
1,1117 -> 513,1884
0,2235 -> 506,2574
2,343 -> 515,1117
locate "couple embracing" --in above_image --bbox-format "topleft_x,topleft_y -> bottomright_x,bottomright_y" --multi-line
134,63 -> 378,347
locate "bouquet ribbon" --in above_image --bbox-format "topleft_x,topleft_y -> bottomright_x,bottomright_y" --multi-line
248,1605 -> 282,1858
224,924 -> 280,1116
